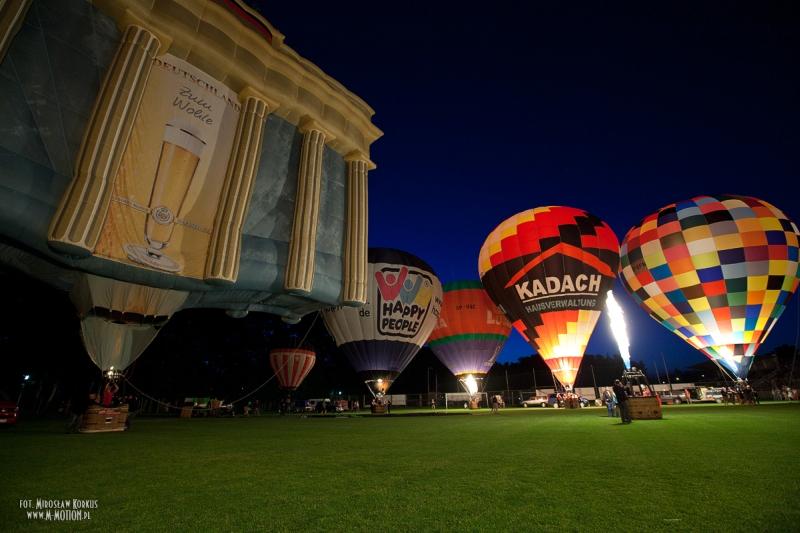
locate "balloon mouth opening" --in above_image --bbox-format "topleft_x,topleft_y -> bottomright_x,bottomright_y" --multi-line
85,307 -> 170,326
359,370 -> 400,397
365,378 -> 394,397
458,374 -> 483,396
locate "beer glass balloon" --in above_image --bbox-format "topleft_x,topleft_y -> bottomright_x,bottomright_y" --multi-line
124,123 -> 206,272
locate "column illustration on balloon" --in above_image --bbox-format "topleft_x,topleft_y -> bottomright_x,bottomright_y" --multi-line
479,207 -> 621,391
618,195 -> 800,382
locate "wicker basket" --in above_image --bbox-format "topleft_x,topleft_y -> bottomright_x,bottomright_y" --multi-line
627,397 -> 662,420
80,405 -> 129,433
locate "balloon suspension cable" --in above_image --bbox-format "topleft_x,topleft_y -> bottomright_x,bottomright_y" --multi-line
550,371 -> 562,393
702,350 -> 738,384
121,311 -> 320,412
710,358 -> 737,384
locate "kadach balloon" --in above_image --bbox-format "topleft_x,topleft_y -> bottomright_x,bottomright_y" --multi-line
322,248 -> 443,397
619,195 -> 800,380
479,207 -> 620,389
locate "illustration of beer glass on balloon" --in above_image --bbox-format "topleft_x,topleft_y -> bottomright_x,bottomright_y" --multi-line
124,123 -> 206,273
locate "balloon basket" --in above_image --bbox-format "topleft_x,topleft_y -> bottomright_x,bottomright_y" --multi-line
469,399 -> 479,409
628,397 -> 662,420
79,405 -> 129,433
371,404 -> 387,415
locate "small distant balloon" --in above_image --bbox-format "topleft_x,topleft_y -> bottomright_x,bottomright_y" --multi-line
269,348 -> 316,391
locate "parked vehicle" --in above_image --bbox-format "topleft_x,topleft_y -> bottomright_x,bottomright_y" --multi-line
522,394 -> 591,408
696,387 -> 724,403
658,392 -> 687,404
304,398 -> 332,412
521,395 -> 549,408
0,400 -> 19,425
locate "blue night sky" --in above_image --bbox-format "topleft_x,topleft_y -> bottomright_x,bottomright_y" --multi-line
255,2 -> 800,371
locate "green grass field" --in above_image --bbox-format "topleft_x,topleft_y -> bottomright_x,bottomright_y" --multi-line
1,403 -> 798,532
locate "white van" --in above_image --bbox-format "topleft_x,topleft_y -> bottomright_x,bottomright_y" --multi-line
304,399 -> 331,412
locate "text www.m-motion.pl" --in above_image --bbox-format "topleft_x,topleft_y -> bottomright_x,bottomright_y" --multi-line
19,499 -> 98,521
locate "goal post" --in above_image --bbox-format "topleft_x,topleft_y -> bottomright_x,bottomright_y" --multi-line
444,392 -> 488,410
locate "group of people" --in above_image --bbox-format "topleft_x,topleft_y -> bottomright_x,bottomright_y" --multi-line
65,381 -> 128,433
555,391 -> 582,409
491,394 -> 504,413
771,385 -> 797,401
242,400 -> 262,416
371,397 -> 391,413
602,381 -> 633,423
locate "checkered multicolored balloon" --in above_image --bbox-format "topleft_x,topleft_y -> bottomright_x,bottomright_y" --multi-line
619,195 -> 800,380
479,206 -> 620,389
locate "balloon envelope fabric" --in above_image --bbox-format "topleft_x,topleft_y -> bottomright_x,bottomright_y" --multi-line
428,280 -> 511,378
269,348 -> 316,391
322,248 -> 443,396
619,195 -> 800,380
479,206 -> 620,389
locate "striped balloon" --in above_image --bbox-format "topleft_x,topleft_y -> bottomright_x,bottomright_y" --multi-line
269,348 -> 316,391
619,195 -> 800,380
428,280 -> 511,378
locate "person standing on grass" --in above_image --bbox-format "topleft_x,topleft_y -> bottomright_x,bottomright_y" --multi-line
613,379 -> 632,424
66,389 -> 90,433
602,388 -> 615,417
491,395 -> 499,414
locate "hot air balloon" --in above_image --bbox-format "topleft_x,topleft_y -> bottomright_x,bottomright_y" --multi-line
70,273 -> 188,374
619,195 -> 800,381
479,207 -> 620,390
0,2 -> 381,328
270,348 -> 316,391
0,2 -> 382,402
322,248 -> 443,397
428,280 -> 511,396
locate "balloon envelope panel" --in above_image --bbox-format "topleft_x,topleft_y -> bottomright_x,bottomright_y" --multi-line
479,206 -> 620,388
322,248 -> 443,392
428,280 -> 511,377
619,195 -> 800,379
269,348 -> 316,391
